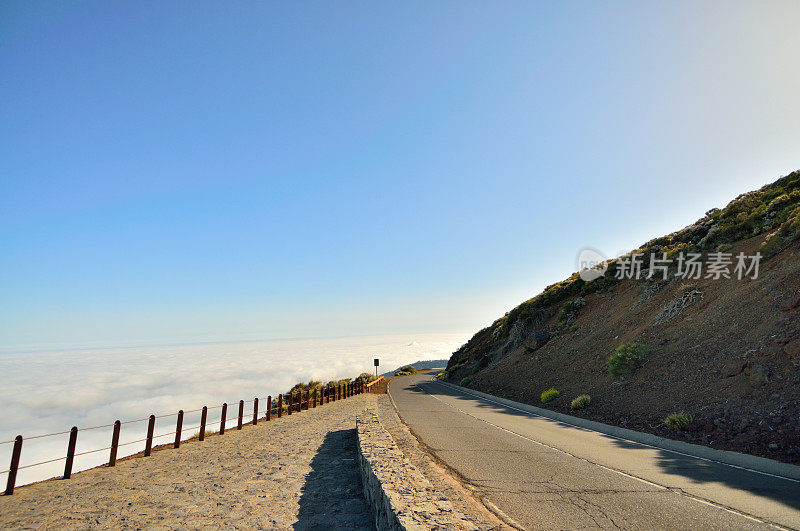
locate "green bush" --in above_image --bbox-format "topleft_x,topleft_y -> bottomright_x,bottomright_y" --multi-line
394,365 -> 417,376
541,388 -> 560,403
557,297 -> 586,327
607,343 -> 648,376
571,394 -> 591,410
665,411 -> 693,430
460,377 -> 472,387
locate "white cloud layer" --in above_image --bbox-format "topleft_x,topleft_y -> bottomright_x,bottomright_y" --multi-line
0,333 -> 464,486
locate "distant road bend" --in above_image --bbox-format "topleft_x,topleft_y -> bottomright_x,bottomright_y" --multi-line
389,374 -> 800,530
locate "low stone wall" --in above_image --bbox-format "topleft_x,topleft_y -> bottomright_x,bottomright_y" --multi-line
356,411 -> 479,530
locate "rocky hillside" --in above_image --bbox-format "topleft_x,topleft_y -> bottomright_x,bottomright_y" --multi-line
444,170 -> 800,464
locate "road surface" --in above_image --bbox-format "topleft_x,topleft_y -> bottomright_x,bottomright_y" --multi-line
389,373 -> 800,530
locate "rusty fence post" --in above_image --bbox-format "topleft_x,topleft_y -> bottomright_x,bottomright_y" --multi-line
199,407 -> 207,441
63,426 -> 78,479
108,420 -> 121,467
287,393 -> 293,415
313,389 -> 317,408
174,410 -> 184,449
145,415 -> 155,456
220,403 -> 227,435
267,396 -> 272,421
253,398 -> 259,426
5,435 -> 22,495
277,394 -> 283,418
237,400 -> 244,430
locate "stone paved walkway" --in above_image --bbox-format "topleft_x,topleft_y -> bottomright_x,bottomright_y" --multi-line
0,394 -> 378,529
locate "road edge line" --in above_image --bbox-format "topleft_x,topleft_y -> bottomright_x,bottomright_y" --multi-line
436,380 -> 800,482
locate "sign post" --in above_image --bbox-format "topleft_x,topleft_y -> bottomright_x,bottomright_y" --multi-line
374,358 -> 379,378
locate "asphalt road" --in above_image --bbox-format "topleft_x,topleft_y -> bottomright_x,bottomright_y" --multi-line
389,373 -> 800,530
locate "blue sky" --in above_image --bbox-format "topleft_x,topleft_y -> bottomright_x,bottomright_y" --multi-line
2,1 -> 799,347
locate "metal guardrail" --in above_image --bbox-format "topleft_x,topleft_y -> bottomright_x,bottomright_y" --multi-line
2,380 -> 366,495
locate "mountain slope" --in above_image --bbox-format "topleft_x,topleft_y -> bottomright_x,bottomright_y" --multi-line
444,170 -> 800,463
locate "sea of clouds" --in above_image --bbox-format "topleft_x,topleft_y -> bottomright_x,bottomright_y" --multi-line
0,332 -> 465,486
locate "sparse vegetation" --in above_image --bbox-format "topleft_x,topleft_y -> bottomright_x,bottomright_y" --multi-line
541,388 -> 560,403
445,171 -> 800,371
654,287 -> 704,324
571,394 -> 591,410
438,171 -> 800,464
665,412 -> 693,431
460,377 -> 472,386
607,343 -> 648,377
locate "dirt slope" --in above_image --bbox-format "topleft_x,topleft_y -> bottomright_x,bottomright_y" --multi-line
444,171 -> 800,464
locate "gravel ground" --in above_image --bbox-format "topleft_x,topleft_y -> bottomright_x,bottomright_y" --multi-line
0,394 -> 379,529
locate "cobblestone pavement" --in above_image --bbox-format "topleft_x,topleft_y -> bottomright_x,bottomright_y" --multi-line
0,395 -> 378,529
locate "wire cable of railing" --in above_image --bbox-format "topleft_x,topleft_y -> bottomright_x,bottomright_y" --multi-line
2,383 -> 364,492
74,446 -> 113,457
15,455 -> 68,471
0,401 -> 245,442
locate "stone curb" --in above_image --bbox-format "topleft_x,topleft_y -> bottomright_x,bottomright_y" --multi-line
436,380 -> 800,482
356,411 -> 480,531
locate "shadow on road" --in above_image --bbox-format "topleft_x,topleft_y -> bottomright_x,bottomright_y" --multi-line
398,377 -> 800,513
295,429 -> 375,530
